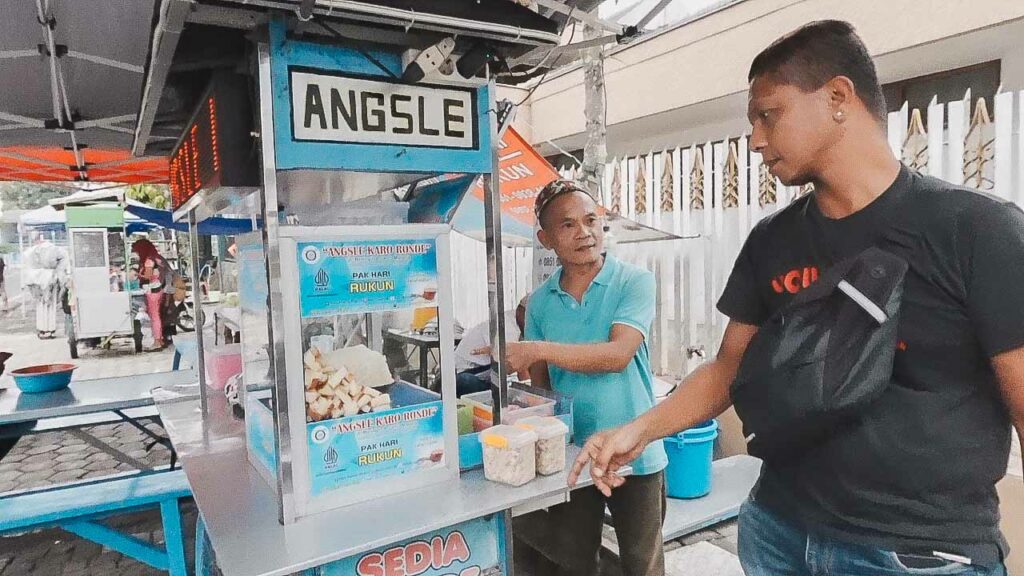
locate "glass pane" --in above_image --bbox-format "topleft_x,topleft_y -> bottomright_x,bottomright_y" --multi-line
73,231 -> 106,268
108,231 -> 126,293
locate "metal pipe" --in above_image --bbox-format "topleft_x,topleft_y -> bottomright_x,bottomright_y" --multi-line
33,0 -> 61,124
0,50 -> 41,60
482,73 -> 510,424
132,0 -> 191,156
532,0 -> 623,34
634,0 -> 675,30
257,40 -> 298,525
189,211 -> 209,418
66,51 -> 145,74
241,0 -> 561,45
34,0 -> 86,179
0,111 -> 46,128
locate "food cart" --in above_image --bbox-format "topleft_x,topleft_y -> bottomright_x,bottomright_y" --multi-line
52,195 -> 144,357
147,8 -> 619,575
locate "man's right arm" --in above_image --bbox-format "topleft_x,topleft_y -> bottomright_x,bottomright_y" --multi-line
634,320 -> 756,442
569,319 -> 758,493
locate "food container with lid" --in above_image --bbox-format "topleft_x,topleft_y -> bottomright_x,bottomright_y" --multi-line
515,416 -> 569,475
479,425 -> 538,486
462,388 -> 555,427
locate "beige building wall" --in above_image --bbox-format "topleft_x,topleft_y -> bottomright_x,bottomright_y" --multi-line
520,0 -> 1024,155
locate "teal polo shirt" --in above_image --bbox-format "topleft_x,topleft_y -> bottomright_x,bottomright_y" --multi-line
525,255 -> 667,476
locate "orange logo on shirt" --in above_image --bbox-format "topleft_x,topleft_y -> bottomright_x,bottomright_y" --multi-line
771,266 -> 820,294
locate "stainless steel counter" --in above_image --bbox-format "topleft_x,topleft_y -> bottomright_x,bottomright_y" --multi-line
155,389 -> 610,576
0,370 -> 197,425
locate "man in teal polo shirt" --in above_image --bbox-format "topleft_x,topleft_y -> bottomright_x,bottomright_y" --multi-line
507,180 -> 667,576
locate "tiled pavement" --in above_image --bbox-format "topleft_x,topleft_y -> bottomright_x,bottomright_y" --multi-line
1,301 -> 189,576
0,421 -> 200,576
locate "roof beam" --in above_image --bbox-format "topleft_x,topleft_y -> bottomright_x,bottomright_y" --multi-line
76,114 -> 138,129
133,0 -> 197,157
0,112 -> 46,128
0,49 -> 40,60
532,0 -> 622,34
66,51 -> 145,74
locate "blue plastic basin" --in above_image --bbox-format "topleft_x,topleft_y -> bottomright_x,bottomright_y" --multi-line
10,363 -> 77,394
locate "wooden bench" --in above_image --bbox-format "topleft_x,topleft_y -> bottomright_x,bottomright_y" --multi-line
0,469 -> 192,576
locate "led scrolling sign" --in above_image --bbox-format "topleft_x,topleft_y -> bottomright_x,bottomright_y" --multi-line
169,74 -> 258,210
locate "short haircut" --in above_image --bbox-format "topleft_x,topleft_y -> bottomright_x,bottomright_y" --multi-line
748,20 -> 887,123
534,179 -> 596,229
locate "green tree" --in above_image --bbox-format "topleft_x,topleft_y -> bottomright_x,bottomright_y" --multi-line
0,182 -> 65,210
126,184 -> 170,209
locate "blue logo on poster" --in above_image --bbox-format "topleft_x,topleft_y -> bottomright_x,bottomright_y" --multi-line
314,268 -> 330,289
323,446 -> 339,467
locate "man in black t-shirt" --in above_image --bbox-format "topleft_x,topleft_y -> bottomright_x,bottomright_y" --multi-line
569,20 -> 1024,576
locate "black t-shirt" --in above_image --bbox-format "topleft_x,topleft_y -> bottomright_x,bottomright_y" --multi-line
718,165 -> 1024,567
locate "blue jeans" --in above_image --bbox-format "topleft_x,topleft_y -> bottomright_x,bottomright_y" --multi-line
738,498 -> 1006,576
456,370 -> 490,397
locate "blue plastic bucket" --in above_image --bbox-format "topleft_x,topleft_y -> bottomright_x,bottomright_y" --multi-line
664,419 -> 719,499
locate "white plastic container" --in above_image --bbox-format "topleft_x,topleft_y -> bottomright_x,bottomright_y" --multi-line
515,416 -> 569,475
463,388 -> 555,430
479,425 -> 538,486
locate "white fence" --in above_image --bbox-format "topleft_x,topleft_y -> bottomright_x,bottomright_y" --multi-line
452,90 -> 1024,378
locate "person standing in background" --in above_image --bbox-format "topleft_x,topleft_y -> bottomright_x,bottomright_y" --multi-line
133,238 -> 169,349
22,234 -> 67,339
0,255 -> 8,311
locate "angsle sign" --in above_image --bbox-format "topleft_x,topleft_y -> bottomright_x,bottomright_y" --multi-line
290,69 -> 477,150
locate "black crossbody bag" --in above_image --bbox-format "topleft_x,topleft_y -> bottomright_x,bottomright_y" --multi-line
730,244 -> 908,463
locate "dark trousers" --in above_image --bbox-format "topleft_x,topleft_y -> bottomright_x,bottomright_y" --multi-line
456,366 -> 491,397
515,470 -> 666,576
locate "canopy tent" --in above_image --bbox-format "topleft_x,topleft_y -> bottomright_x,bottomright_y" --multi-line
124,203 -> 255,236
1,0 -> 562,184
44,189 -> 253,235
18,205 -> 64,229
408,127 -> 682,247
0,0 -> 166,182
20,198 -> 150,231
0,148 -> 168,184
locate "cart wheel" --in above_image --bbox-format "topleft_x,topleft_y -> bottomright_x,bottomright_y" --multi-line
66,314 -> 79,359
177,312 -> 195,333
133,319 -> 144,354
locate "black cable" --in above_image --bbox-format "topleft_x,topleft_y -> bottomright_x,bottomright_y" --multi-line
317,22 -> 400,80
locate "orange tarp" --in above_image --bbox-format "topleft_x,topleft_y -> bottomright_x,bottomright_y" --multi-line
0,147 -> 168,183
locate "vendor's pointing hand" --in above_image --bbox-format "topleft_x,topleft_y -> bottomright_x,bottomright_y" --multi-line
505,341 -> 540,375
568,423 -> 649,497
